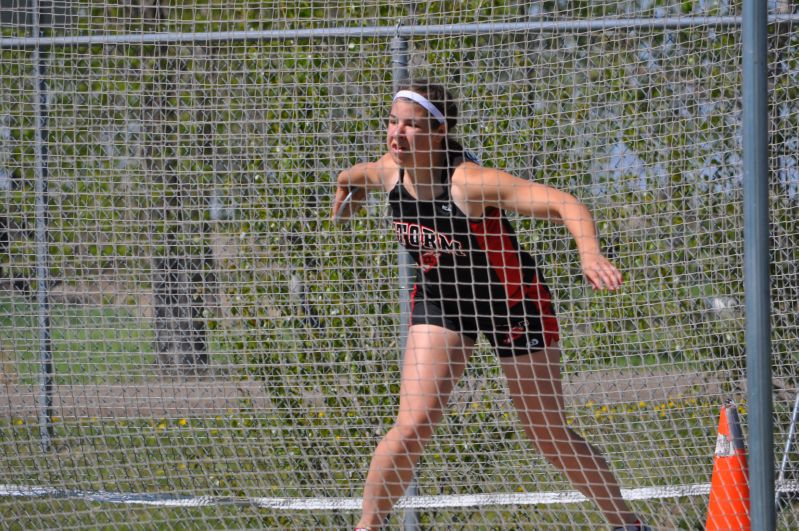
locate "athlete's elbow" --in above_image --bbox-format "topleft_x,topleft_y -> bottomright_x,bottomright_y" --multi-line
338,164 -> 369,188
336,168 -> 354,187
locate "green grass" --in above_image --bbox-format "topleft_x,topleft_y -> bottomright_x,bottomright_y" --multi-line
0,395 -> 727,529
0,498 -> 360,529
0,293 -> 156,385
0,295 -> 790,528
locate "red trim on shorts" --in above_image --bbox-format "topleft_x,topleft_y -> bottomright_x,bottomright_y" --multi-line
409,284 -> 418,329
524,281 -> 560,346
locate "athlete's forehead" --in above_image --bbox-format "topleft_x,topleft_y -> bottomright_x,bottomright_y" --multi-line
389,98 -> 432,120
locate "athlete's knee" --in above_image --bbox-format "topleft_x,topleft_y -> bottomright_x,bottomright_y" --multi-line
386,416 -> 437,453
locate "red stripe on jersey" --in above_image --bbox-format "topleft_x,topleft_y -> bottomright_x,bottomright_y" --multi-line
470,209 -> 560,345
470,208 -> 525,305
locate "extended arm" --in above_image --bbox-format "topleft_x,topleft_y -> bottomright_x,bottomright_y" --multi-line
332,152 -> 397,222
453,165 -> 622,291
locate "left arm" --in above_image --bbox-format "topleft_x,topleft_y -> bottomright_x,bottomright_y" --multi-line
452,164 -> 622,291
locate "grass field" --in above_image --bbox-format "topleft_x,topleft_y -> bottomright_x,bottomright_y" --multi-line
0,397 -> 723,528
2,289 -> 796,529
0,291 -> 156,385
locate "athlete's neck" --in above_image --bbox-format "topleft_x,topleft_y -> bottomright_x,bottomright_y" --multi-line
402,152 -> 447,200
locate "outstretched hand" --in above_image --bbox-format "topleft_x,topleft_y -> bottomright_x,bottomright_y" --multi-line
580,253 -> 623,291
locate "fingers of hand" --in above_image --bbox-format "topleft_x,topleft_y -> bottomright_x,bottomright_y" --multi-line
585,259 -> 622,291
331,187 -> 351,219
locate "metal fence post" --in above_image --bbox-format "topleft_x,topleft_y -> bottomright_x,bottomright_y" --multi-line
31,0 -> 54,452
742,0 -> 774,529
390,30 -> 420,531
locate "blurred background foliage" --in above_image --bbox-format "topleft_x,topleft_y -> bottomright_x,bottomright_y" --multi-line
0,1 -> 798,527
0,1 -> 797,390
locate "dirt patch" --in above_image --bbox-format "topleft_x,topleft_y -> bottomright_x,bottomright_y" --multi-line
0,367 -> 741,420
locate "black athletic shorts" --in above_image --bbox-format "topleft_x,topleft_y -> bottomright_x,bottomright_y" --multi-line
409,286 -> 560,358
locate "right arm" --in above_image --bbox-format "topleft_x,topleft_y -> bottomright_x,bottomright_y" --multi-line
331,152 -> 397,221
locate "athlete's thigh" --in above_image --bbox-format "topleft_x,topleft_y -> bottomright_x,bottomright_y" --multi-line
499,342 -> 566,418
396,324 -> 475,426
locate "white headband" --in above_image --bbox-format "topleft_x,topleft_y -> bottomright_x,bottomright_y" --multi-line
393,90 -> 447,125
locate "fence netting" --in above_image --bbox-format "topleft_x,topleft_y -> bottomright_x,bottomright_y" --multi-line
1,1 -> 798,529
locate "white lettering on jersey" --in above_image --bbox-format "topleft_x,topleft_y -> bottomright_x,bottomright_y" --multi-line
393,221 -> 466,257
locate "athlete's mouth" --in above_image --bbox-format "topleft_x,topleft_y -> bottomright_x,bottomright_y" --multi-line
391,143 -> 408,152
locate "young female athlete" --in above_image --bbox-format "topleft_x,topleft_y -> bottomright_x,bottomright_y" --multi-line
332,81 -> 649,530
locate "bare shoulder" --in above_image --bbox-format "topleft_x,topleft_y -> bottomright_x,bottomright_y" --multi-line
451,163 -> 560,217
450,162 -> 509,198
450,161 -> 500,217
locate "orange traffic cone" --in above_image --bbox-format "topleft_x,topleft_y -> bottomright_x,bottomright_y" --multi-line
706,400 -> 750,531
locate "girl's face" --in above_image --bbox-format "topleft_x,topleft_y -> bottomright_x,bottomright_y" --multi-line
387,99 -> 446,168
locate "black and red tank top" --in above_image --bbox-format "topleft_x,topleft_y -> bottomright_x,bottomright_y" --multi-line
388,150 -> 554,318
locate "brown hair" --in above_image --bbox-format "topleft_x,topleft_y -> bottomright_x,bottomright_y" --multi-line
396,79 -> 458,130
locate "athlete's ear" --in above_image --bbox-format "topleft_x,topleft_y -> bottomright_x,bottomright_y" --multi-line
433,122 -> 448,144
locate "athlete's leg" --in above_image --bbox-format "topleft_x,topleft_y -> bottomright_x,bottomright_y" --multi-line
357,324 -> 474,530
499,343 -> 638,526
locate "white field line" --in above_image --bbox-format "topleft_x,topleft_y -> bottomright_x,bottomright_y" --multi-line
1,481 -> 797,510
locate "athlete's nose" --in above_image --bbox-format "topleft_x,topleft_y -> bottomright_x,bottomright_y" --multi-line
389,124 -> 409,146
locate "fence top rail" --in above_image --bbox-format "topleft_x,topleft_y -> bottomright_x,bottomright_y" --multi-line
1,15 -> 797,49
